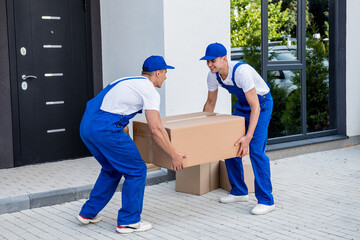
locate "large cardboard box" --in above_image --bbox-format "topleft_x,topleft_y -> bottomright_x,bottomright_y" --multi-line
175,161 -> 219,195
219,156 -> 255,193
133,112 -> 245,169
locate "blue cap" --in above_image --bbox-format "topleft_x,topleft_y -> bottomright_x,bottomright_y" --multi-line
200,43 -> 227,60
142,55 -> 175,72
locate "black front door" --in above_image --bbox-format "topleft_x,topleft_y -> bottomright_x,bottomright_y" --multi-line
13,0 -> 91,165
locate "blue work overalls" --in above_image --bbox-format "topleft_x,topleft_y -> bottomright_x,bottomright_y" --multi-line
216,62 -> 274,205
79,77 -> 148,225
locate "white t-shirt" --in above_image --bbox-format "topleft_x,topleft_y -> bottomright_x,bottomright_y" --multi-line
100,76 -> 160,115
207,61 -> 269,95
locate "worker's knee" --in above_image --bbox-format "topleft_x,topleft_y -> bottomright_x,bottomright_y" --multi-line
130,161 -> 147,178
139,162 -> 147,177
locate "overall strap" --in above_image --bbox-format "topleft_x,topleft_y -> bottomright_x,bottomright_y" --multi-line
215,62 -> 247,88
215,73 -> 226,87
231,62 -> 247,87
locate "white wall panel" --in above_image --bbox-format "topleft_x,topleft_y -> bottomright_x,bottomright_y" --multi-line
101,0 -> 232,123
346,0 -> 360,136
163,0 -> 231,116
100,0 -> 165,119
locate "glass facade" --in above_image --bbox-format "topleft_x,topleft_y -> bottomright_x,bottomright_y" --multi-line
231,0 -> 337,143
305,0 -> 333,133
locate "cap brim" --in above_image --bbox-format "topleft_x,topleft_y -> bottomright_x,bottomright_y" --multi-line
165,65 -> 175,69
199,56 -> 217,60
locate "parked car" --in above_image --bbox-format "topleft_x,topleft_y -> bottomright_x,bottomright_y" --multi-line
268,45 -> 298,95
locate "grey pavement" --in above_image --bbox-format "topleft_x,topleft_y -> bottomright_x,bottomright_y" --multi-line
0,145 -> 360,239
0,157 -> 170,215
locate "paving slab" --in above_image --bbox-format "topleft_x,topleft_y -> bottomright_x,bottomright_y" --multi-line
0,145 -> 359,239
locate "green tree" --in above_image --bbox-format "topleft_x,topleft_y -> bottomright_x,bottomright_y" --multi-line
231,0 -> 290,50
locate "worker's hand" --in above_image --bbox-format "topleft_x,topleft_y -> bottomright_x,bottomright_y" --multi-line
235,135 -> 251,157
171,153 -> 187,171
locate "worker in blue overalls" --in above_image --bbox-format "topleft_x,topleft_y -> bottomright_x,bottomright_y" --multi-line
76,55 -> 186,234
200,43 -> 275,215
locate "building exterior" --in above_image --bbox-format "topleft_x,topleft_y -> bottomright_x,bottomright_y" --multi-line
0,0 -> 359,169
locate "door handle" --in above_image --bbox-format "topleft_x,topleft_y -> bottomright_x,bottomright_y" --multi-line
22,75 -> 37,80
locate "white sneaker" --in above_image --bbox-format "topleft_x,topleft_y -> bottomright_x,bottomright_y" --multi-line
76,214 -> 102,224
251,204 -> 275,215
220,194 -> 249,203
116,221 -> 152,234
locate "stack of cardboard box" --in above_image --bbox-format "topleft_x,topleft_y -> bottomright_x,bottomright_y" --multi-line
175,156 -> 254,195
133,112 -> 254,195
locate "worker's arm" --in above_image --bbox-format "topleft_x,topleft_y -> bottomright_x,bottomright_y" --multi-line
234,88 -> 260,157
203,89 -> 218,112
145,110 -> 186,171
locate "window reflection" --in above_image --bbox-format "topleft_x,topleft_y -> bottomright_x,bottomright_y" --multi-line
306,0 -> 330,133
268,0 -> 298,62
268,70 -> 302,138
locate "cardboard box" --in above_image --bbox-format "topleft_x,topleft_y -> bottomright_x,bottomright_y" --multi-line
124,125 -> 130,135
175,161 -> 219,195
133,112 -> 245,169
219,156 -> 254,193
